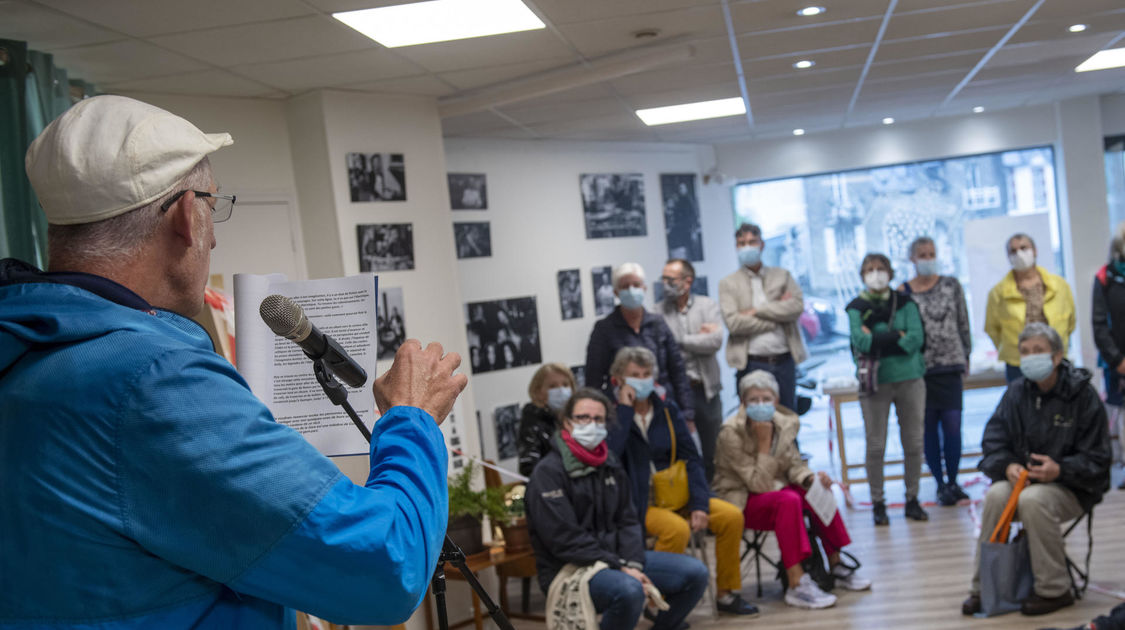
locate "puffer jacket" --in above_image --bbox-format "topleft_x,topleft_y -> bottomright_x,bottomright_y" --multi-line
712,406 -> 813,509
979,360 -> 1111,511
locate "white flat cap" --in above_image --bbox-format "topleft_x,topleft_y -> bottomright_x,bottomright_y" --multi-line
25,95 -> 233,225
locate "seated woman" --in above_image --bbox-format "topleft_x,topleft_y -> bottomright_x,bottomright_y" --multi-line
712,370 -> 871,609
606,346 -> 758,616
517,363 -> 577,477
526,388 -> 709,630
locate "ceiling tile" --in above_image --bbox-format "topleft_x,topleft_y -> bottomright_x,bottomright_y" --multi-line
303,0 -> 431,11
988,33 -> 1119,69
878,28 -> 1007,60
736,20 -> 882,59
865,51 -> 982,82
730,0 -> 890,30
33,0 -> 317,37
861,70 -> 963,96
159,16 -> 374,67
441,110 -> 524,136
525,111 -> 651,135
884,0 -> 1036,40
688,36 -> 739,66
748,68 -> 863,96
627,83 -> 743,109
530,0 -> 716,25
610,62 -> 736,96
1034,0 -> 1125,20
231,49 -> 423,92
392,29 -> 576,73
439,59 -> 572,91
745,47 -> 870,75
1009,14 -> 1125,45
346,75 -> 458,98
556,5 -> 727,58
490,83 -> 620,109
48,40 -> 208,83
102,69 -> 281,97
500,97 -> 629,125
0,0 -> 122,50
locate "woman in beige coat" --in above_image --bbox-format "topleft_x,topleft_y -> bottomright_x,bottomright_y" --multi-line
713,370 -> 869,609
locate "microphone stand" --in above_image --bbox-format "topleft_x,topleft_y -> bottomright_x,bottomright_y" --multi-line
310,359 -> 515,630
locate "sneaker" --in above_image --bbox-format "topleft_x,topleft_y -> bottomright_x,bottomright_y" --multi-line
962,594 -> 981,616
716,593 -> 760,616
937,485 -> 957,507
905,497 -> 929,521
784,573 -> 837,609
1021,591 -> 1075,616
873,501 -> 889,526
949,482 -> 970,502
830,564 -> 871,591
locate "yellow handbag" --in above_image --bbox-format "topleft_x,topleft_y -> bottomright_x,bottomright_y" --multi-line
650,408 -> 690,511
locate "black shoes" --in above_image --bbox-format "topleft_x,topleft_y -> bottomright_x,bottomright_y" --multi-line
872,501 -> 889,526
1021,591 -> 1076,616
905,497 -> 929,521
716,593 -> 760,616
949,482 -> 969,502
962,594 -> 981,616
937,484 -> 957,506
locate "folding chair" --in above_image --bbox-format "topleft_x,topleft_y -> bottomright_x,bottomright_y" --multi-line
739,529 -> 786,597
1063,508 -> 1093,600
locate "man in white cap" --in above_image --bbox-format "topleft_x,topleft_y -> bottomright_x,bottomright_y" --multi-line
0,95 -> 464,628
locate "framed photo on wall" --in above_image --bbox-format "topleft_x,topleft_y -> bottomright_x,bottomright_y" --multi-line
357,223 -> 414,271
591,266 -> 615,316
347,152 -> 406,202
448,173 -> 488,209
376,287 -> 406,360
464,296 -> 542,374
453,222 -> 491,259
661,173 -> 704,261
493,403 -> 519,460
557,269 -> 583,320
580,173 -> 646,238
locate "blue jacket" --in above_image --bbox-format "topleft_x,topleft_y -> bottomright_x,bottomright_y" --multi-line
0,259 -> 447,628
606,396 -> 710,520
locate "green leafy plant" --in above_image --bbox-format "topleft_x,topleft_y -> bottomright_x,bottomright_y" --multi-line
448,460 -> 510,524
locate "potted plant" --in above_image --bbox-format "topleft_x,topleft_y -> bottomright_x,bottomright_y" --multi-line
447,460 -> 506,558
497,484 -> 531,553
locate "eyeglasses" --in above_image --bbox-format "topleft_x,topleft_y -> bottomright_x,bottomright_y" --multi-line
160,190 -> 237,223
571,414 -> 606,425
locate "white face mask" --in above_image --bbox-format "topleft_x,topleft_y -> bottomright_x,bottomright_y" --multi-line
571,422 -> 607,450
863,270 -> 890,292
1009,248 -> 1035,271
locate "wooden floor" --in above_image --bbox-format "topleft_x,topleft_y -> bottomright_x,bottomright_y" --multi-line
503,479 -> 1125,630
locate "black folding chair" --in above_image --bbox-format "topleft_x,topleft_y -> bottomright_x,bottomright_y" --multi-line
740,529 -> 786,597
1063,508 -> 1093,600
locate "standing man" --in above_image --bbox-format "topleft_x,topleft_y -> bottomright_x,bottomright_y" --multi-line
661,258 -> 724,481
719,223 -> 807,412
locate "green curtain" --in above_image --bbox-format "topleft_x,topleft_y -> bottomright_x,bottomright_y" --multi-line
0,39 -> 94,267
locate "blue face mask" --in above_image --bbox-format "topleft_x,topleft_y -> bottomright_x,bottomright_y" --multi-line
1020,353 -> 1056,382
915,259 -> 939,277
738,245 -> 762,268
625,376 -> 655,400
746,402 -> 775,423
618,286 -> 645,310
547,386 -> 572,411
571,421 -> 607,450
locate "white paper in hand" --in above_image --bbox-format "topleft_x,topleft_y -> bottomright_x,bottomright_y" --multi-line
805,478 -> 838,526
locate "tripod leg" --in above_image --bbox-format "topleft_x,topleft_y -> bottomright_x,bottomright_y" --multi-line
432,561 -> 449,630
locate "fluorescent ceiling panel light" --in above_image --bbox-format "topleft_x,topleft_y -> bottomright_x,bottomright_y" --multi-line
636,97 -> 746,126
1076,47 -> 1125,72
973,106 -> 985,113
793,60 -> 815,69
797,6 -> 825,16
333,0 -> 545,48
882,117 -> 895,125
792,128 -> 806,136
1068,24 -> 1088,33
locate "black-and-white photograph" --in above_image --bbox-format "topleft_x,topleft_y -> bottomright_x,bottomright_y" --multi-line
580,173 -> 647,239
347,152 -> 406,202
591,266 -> 615,316
376,287 -> 406,361
448,173 -> 487,210
357,223 -> 414,271
465,296 -> 542,374
453,222 -> 491,259
653,275 -> 708,302
557,269 -> 583,320
661,173 -> 704,261
493,403 -> 519,460
570,365 -> 586,388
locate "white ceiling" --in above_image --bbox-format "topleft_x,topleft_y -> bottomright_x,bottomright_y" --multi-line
3,0 -> 1125,143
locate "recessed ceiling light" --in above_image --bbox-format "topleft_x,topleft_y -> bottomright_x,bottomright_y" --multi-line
793,60 -> 815,69
793,128 -> 806,136
1068,24 -> 1088,33
635,97 -> 746,126
973,106 -> 985,113
333,0 -> 545,48
882,117 -> 895,125
1076,47 -> 1125,72
797,6 -> 826,16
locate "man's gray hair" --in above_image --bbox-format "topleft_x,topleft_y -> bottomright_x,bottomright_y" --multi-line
612,262 -> 646,289
909,236 -> 935,258
609,346 -> 659,379
1111,221 -> 1125,261
48,158 -> 213,263
738,369 -> 779,400
1007,232 -> 1036,253
1018,322 -> 1063,354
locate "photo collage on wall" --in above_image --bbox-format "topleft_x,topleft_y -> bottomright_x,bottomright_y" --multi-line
580,173 -> 647,239
346,152 -> 406,202
448,173 -> 490,260
493,403 -> 519,460
357,223 -> 414,271
591,266 -> 615,316
661,173 -> 704,262
557,269 -> 583,320
376,287 -> 406,361
464,296 -> 543,374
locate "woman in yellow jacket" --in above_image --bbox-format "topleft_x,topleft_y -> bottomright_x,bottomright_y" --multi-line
984,233 -> 1075,382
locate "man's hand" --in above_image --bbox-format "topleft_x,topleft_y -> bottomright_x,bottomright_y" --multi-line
690,510 -> 709,532
617,383 -> 637,406
817,471 -> 832,489
1027,453 -> 1061,483
861,325 -> 871,335
1006,462 -> 1028,487
781,292 -> 792,301
740,308 -> 758,317
622,567 -> 650,586
699,322 -> 720,334
373,340 -> 467,425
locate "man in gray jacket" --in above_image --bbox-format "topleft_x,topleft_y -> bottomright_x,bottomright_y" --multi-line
718,223 -> 808,412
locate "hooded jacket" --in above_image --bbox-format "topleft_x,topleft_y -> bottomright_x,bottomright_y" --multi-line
0,259 -> 447,629
979,361 -> 1110,511
526,434 -> 645,593
711,406 -> 813,509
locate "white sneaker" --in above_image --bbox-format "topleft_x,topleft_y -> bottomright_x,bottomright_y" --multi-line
785,574 -> 837,609
831,564 -> 871,591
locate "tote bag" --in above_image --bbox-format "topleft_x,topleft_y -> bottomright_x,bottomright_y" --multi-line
979,471 -> 1034,617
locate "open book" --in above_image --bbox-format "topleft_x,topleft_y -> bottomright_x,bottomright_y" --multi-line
234,273 -> 379,457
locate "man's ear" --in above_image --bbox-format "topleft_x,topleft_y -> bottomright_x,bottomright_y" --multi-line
168,190 -> 198,247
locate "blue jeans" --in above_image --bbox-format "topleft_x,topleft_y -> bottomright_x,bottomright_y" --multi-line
588,551 -> 708,630
923,407 -> 962,486
736,354 -> 797,412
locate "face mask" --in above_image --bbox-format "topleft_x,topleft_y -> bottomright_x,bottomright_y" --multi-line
746,403 -> 775,423
571,421 -> 607,450
662,280 -> 687,301
863,270 -> 890,292
547,386 -> 572,411
915,259 -> 939,277
1009,248 -> 1036,271
1019,353 -> 1056,382
618,286 -> 645,310
625,376 -> 655,400
738,245 -> 762,268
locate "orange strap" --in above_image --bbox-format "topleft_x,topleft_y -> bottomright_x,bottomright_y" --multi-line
989,469 -> 1030,543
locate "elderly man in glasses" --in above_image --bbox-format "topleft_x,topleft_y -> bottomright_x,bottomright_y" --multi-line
0,96 -> 463,628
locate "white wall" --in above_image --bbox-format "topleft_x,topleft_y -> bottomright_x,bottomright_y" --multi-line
1102,93 -> 1125,136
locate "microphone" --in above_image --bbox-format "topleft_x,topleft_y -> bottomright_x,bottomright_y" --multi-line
259,294 -> 368,388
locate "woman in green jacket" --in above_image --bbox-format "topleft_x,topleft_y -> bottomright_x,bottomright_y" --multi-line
847,253 -> 928,526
